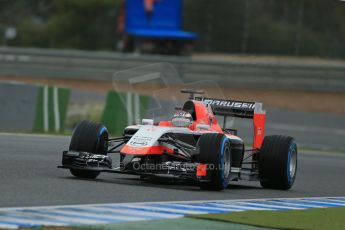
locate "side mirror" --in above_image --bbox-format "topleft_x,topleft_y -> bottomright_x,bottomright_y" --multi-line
196,124 -> 210,130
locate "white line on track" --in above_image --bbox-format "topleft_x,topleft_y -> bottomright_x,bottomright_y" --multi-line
43,85 -> 49,132
88,206 -> 182,219
134,93 -> 140,124
126,92 -> 133,126
0,223 -> 19,229
53,87 -> 60,132
233,201 -> 304,210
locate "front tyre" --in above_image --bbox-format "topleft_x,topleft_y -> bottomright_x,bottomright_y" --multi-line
198,133 -> 231,191
259,135 -> 297,190
69,120 -> 108,179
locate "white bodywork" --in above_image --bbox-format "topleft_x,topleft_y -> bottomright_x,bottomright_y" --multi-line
125,125 -> 243,148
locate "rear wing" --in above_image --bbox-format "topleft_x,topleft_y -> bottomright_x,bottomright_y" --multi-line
196,97 -> 266,150
195,97 -> 256,118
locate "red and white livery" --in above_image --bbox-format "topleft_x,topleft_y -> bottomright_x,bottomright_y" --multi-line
60,90 -> 298,191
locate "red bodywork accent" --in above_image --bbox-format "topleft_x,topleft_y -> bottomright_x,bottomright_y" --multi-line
121,145 -> 174,155
196,164 -> 207,177
253,112 -> 266,149
192,101 -> 223,133
145,101 -> 223,132
121,100 -> 266,156
158,121 -> 172,127
121,101 -> 225,155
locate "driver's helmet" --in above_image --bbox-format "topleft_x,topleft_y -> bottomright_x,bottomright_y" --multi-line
171,110 -> 193,127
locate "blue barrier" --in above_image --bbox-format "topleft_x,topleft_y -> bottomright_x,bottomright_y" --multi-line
125,0 -> 197,40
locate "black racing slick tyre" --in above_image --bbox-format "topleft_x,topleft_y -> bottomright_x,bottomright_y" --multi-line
259,135 -> 297,190
69,120 -> 108,179
198,133 -> 231,191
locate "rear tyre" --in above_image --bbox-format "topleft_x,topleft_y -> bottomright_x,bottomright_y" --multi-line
69,120 -> 108,179
259,135 -> 297,190
198,133 -> 231,191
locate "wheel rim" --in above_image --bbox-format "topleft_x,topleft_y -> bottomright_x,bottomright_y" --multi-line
289,148 -> 297,179
223,144 -> 231,178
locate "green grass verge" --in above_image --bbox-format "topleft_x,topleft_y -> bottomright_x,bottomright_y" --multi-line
76,217 -> 268,230
189,207 -> 345,230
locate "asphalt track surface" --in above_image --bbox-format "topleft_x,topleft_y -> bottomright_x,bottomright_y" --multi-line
1,134 -> 345,208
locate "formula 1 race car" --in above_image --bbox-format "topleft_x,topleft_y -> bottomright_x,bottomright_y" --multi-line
59,90 -> 298,191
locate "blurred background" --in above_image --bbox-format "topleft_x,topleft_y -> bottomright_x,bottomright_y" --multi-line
0,0 -> 344,151
1,0 -> 345,57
